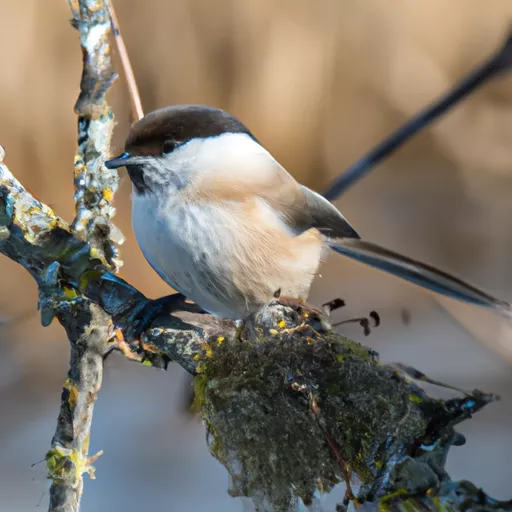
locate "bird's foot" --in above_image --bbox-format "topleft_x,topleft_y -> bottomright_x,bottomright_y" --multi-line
277,295 -> 324,321
120,293 -> 203,342
268,294 -> 328,336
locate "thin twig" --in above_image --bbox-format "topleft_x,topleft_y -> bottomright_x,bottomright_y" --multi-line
310,394 -> 356,504
323,28 -> 512,200
107,0 -> 144,122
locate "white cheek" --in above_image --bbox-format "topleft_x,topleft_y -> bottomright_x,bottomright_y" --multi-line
165,133 -> 271,175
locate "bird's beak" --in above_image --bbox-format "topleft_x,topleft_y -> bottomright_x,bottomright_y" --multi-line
104,152 -> 132,169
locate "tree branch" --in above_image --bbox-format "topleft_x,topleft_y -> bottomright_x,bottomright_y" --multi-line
68,0 -> 122,273
43,1 -> 120,510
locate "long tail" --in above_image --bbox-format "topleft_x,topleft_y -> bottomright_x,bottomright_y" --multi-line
329,238 -> 512,319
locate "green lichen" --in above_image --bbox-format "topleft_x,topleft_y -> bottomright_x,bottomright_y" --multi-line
409,393 -> 423,404
79,269 -> 102,292
46,445 -> 99,483
378,489 -> 410,512
191,373 -> 209,413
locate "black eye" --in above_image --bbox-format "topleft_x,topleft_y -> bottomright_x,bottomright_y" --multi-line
162,139 -> 178,154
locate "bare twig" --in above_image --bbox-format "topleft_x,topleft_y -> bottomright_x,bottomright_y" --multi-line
323,27 -> 512,200
107,0 -> 144,122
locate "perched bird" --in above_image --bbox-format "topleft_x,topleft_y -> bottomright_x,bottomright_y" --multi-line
105,105 -> 512,322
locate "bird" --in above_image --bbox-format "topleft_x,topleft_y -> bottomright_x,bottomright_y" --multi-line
105,104 -> 512,322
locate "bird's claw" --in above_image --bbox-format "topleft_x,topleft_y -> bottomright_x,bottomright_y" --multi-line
118,293 -> 201,341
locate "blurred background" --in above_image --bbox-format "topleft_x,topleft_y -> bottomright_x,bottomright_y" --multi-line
1,0 -> 512,510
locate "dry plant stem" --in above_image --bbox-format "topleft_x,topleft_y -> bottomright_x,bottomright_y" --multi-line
323,27 -> 512,200
69,0 -> 123,273
107,0 -> 144,121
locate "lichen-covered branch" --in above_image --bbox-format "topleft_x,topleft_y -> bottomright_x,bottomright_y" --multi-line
0,159 -> 219,372
45,1 -> 120,510
69,0 -> 123,273
46,303 -> 110,512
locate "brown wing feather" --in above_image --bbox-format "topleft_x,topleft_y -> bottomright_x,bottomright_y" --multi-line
186,154 -> 360,239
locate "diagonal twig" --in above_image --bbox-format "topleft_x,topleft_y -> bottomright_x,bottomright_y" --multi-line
323,28 -> 512,201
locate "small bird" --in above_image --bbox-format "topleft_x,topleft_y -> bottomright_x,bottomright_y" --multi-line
105,105 -> 512,322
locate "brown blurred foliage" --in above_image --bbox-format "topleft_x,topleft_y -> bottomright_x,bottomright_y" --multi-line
1,0 -> 512,359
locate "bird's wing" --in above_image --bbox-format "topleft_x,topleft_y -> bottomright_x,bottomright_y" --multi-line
293,185 -> 360,239
187,143 -> 360,239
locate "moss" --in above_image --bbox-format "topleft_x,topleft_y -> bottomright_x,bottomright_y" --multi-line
192,324 -> 433,511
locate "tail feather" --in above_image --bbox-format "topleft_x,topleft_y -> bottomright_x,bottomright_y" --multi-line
329,238 -> 512,318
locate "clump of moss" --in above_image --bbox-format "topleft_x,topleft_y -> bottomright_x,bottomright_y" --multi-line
193,318 -> 434,511
188,303 -> 497,511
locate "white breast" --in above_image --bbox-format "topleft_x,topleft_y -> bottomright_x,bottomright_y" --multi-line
132,189 -> 253,319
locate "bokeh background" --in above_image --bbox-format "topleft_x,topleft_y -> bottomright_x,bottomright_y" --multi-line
1,0 -> 512,510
